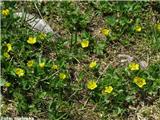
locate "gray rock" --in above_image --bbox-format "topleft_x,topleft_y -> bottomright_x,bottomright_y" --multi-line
118,54 -> 134,63
15,12 -> 54,34
15,12 -> 62,41
14,12 -> 60,40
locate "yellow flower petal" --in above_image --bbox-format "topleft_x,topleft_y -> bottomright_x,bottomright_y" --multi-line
3,52 -> 10,59
27,60 -> 34,67
89,61 -> 97,68
2,9 -> 9,16
133,77 -> 146,88
27,37 -> 36,44
59,73 -> 66,80
103,86 -> 113,94
101,28 -> 110,36
39,62 -> 45,68
15,68 -> 25,77
129,63 -> 139,71
6,43 -> 12,52
81,40 -> 89,48
87,80 -> 97,90
135,25 -> 142,32
52,65 -> 58,70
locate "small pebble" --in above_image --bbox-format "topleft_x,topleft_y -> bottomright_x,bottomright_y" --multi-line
139,61 -> 148,69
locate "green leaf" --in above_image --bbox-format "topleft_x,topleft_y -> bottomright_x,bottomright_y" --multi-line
0,78 -> 6,86
106,16 -> 117,26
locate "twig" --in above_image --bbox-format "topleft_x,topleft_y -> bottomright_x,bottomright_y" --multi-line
34,2 -> 43,19
34,2 -> 48,32
40,70 -> 59,82
96,62 -> 112,82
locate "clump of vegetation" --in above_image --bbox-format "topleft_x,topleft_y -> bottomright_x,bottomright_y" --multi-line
1,1 -> 160,119
136,98 -> 160,120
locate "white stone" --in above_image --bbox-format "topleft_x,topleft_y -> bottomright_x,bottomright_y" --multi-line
118,54 -> 134,63
15,12 -> 54,34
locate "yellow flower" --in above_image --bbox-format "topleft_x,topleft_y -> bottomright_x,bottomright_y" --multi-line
156,23 -> 160,31
3,52 -> 10,59
101,28 -> 110,36
52,64 -> 58,70
102,86 -> 113,94
27,60 -> 34,67
135,25 -> 142,32
81,40 -> 89,48
129,63 -> 140,71
2,9 -> 9,16
133,77 -> 146,88
59,73 -> 66,80
89,61 -> 97,68
87,80 -> 97,90
27,37 -> 36,44
15,68 -> 25,77
39,33 -> 46,40
39,62 -> 45,68
6,43 -> 12,52
4,82 -> 11,87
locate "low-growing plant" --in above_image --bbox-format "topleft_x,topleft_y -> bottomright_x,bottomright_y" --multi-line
1,1 -> 160,120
